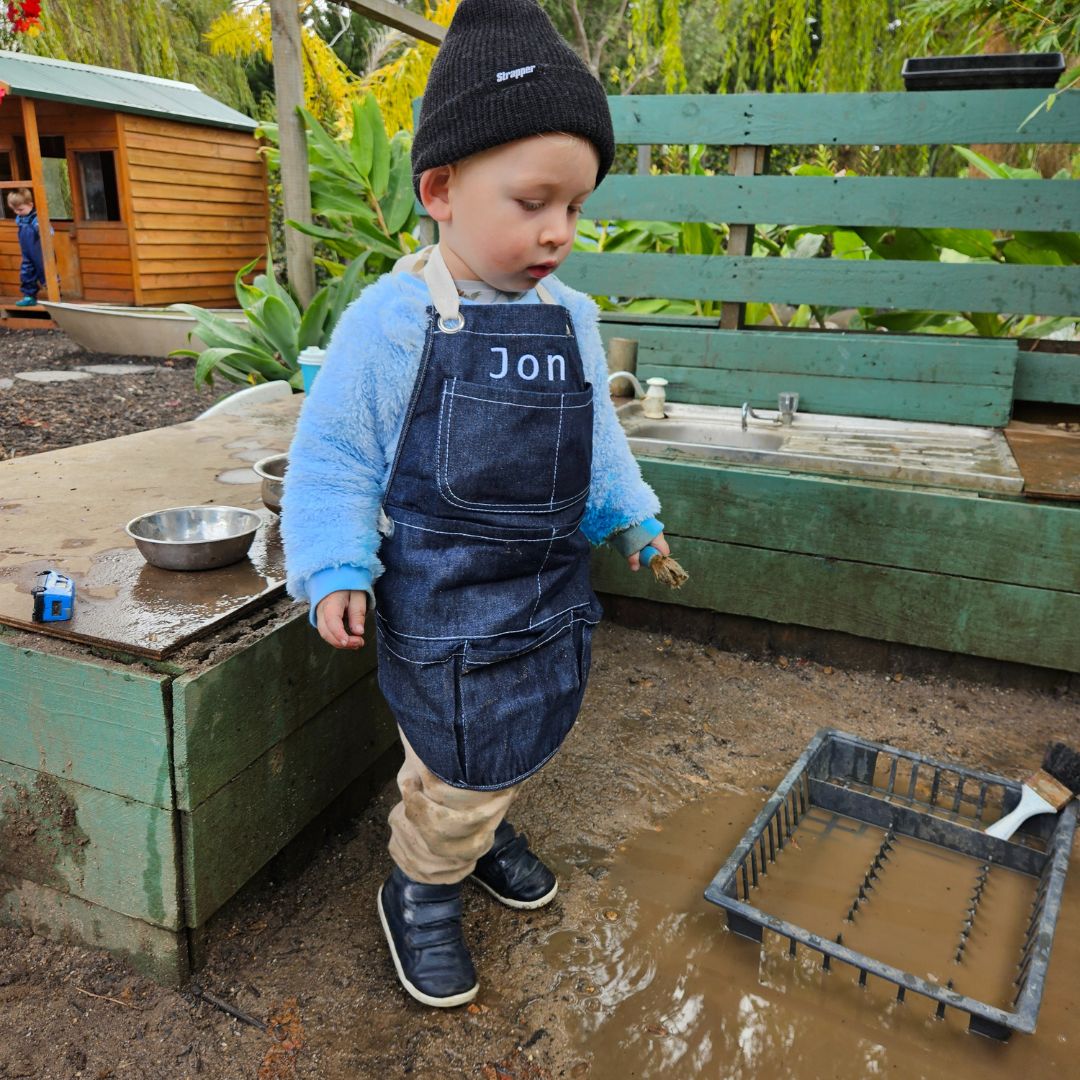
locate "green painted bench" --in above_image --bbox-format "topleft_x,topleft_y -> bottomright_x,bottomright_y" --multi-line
554,89 -> 1080,673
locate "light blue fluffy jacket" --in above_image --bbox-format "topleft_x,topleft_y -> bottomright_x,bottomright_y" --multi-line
281,268 -> 660,612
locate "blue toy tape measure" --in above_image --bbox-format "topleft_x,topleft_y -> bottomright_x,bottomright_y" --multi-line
31,570 -> 75,623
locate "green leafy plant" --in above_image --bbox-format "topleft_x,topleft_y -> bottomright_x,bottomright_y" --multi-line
258,94 -> 419,277
171,253 -> 367,388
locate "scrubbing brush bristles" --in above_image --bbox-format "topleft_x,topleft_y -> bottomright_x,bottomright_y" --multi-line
1043,741 -> 1080,796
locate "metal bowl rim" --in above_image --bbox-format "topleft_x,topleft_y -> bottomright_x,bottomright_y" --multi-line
124,505 -> 264,546
252,453 -> 288,482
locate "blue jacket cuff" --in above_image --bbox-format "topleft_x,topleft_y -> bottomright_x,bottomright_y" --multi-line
307,566 -> 374,627
610,516 -> 664,558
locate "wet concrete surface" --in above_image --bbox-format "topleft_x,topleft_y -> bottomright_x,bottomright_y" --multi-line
0,400 -> 296,657
0,620 -> 1077,1079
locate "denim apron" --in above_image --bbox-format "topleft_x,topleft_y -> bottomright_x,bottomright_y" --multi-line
374,247 -> 602,790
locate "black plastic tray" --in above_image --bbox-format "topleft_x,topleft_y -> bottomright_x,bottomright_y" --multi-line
902,53 -> 1064,91
705,729 -> 1076,1040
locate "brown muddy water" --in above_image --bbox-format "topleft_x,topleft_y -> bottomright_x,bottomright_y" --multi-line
543,790 -> 1079,1079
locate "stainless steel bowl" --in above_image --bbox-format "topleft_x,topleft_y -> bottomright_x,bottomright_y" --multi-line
253,453 -> 288,514
125,505 -> 263,571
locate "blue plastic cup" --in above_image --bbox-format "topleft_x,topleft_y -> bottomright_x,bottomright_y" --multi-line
298,346 -> 326,394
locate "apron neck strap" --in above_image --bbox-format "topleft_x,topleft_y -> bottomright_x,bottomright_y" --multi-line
423,244 -> 557,332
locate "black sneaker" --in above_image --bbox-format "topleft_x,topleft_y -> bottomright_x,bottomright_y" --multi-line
377,867 -> 478,1008
470,821 -> 558,910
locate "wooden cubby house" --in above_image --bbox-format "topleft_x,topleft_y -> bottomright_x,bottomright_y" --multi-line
0,51 -> 267,325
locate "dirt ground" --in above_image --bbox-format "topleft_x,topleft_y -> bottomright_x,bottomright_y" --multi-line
0,329 -> 220,459
1,328 -> 1077,1079
0,618 -> 1075,1080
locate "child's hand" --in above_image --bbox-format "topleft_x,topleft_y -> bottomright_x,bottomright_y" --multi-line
316,590 -> 368,649
628,531 -> 670,571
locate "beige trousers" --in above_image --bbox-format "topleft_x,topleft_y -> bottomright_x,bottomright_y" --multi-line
388,728 -> 520,884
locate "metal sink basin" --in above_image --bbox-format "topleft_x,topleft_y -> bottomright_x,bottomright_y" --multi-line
617,401 -> 1025,494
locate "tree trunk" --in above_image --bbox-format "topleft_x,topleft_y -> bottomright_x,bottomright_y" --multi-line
269,0 -> 314,307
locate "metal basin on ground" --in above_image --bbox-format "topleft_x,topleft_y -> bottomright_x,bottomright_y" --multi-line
617,401 -> 1025,494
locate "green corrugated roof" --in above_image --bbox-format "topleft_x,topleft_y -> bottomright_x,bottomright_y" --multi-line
0,51 -> 256,131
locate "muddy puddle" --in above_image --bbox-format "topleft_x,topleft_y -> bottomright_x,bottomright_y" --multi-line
543,790 -> 1079,1078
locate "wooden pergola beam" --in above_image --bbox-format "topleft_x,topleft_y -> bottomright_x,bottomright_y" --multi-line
19,95 -> 60,303
336,0 -> 445,44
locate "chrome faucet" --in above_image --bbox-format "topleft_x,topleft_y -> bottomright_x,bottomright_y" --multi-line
742,392 -> 799,430
608,372 -> 668,419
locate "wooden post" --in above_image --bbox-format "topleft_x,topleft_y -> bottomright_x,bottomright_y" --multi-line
19,96 -> 60,303
719,144 -> 767,330
269,0 -> 315,308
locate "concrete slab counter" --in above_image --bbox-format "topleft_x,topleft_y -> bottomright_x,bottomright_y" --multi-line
0,398 -> 397,982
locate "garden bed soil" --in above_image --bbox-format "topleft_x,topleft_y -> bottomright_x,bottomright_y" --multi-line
0,329 -> 223,459
1,328 -> 1077,1079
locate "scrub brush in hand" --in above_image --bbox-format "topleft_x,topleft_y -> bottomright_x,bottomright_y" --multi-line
985,741 -> 1080,841
640,545 -> 689,589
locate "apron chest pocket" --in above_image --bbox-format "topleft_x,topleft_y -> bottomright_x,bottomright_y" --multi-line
437,377 -> 592,514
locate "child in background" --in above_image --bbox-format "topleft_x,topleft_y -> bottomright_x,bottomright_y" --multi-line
281,0 -> 670,1008
7,188 -> 44,307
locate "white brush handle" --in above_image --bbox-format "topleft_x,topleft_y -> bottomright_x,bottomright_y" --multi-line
985,785 -> 1056,840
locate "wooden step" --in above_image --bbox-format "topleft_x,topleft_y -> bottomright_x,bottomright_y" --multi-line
0,300 -> 56,329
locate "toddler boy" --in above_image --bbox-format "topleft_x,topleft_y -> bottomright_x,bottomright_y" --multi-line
7,188 -> 44,307
282,0 -> 669,1007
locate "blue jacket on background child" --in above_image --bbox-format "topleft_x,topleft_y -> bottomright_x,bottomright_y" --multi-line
281,0 -> 671,1011
8,189 -> 45,304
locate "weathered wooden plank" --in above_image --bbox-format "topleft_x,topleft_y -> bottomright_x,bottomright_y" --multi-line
638,362 -> 1011,425
587,175 -> 1080,233
591,536 -> 1080,672
560,251 -> 1080,317
122,113 -> 258,147
635,459 -> 1080,593
599,324 -> 1017,385
138,271 -> 239,290
132,212 -> 266,233
126,148 -> 264,177
127,180 -> 265,206
0,760 -> 181,929
81,272 -> 135,290
182,670 -> 396,927
132,242 -> 265,261
172,610 -> 377,810
1015,349 -> 1080,405
0,871 -> 188,985
140,287 -> 236,304
607,90 -> 1080,147
130,197 -> 264,218
137,258 -> 258,275
123,131 -> 259,162
128,164 -> 265,189
0,639 -> 171,806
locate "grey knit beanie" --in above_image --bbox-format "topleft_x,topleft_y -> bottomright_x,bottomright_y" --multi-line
411,0 -> 615,196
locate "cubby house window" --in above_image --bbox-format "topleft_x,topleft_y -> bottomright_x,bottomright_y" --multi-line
0,152 -> 15,218
77,151 -> 121,222
14,135 -> 73,220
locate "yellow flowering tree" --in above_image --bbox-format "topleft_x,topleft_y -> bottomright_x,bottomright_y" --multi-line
206,0 -> 362,125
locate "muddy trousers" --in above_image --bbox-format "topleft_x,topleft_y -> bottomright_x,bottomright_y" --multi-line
388,728 -> 521,885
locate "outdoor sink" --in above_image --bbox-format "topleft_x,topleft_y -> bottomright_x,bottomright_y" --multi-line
617,401 -> 1025,494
